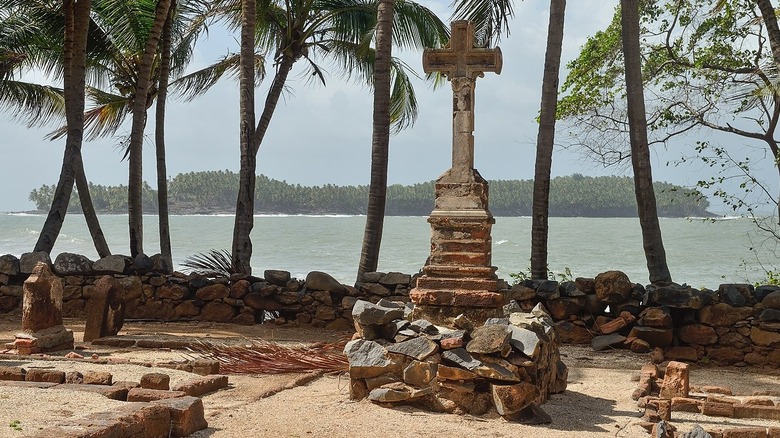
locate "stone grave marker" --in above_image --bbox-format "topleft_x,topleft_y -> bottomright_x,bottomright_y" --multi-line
410,21 -> 505,326
12,262 -> 74,354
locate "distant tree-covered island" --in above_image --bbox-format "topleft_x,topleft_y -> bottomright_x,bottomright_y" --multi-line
27,171 -> 712,217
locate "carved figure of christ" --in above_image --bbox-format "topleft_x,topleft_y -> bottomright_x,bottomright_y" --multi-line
422,21 -> 502,181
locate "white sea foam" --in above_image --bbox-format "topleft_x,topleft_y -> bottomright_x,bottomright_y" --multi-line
495,239 -> 509,245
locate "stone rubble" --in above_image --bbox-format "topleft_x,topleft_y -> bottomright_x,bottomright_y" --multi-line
345,299 -> 567,422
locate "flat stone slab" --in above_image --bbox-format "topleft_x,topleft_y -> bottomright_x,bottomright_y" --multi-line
53,383 -> 128,400
171,375 -> 229,397
0,380 -> 58,389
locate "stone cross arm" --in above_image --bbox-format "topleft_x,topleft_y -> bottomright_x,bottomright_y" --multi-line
422,21 -> 502,79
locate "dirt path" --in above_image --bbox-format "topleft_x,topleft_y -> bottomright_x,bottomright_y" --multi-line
0,312 -> 779,437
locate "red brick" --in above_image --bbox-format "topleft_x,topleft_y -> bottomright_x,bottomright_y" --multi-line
171,375 -> 229,397
734,404 -> 780,421
671,397 -> 702,413
127,387 -> 187,402
722,427 -> 768,438
25,369 -> 65,384
703,401 -> 735,417
0,365 -> 25,381
152,396 -> 208,437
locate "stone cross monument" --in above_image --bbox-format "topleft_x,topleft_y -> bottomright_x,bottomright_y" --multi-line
410,21 -> 506,326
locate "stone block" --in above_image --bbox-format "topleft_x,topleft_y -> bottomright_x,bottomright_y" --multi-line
171,375 -> 229,397
151,396 -> 208,437
128,387 -> 187,402
192,359 -> 220,376
594,271 -> 631,303
141,372 -> 171,390
0,365 -> 25,381
54,383 -> 128,400
25,369 -> 65,384
82,371 -> 112,385
671,397 -> 702,413
721,428 -> 769,438
679,323 -> 718,345
733,404 -> 780,420
491,382 -> 540,416
660,361 -> 689,399
703,401 -> 735,417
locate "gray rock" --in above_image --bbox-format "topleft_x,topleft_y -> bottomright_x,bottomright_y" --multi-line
472,359 -> 521,382
403,360 -> 437,386
368,383 -> 431,403
0,254 -> 20,276
344,339 -> 396,379
677,424 -> 712,438
305,271 -> 346,293
352,299 -> 405,325
591,333 -> 627,351
484,317 -> 510,326
759,308 -> 780,322
149,254 -> 171,273
409,319 -> 438,335
503,300 -> 522,315
466,324 -> 510,354
404,302 -> 414,319
19,252 -> 51,274
510,284 -> 537,301
453,314 -> 475,331
382,319 -> 410,339
53,252 -> 93,276
536,280 -> 560,300
386,336 -> 438,360
93,255 -> 128,274
756,285 -> 780,303
361,272 -> 385,283
559,281 -> 585,297
763,291 -> 780,310
508,326 -> 541,358
441,348 -> 482,370
379,272 -> 411,287
133,253 -> 153,274
718,284 -> 751,306
264,269 -> 290,287
644,284 -> 716,309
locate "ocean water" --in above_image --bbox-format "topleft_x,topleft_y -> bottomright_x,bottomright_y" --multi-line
0,213 -> 772,287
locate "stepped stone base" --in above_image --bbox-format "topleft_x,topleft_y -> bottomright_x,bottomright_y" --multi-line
410,171 -> 506,327
11,325 -> 74,355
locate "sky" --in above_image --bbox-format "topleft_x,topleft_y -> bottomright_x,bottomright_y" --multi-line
0,0 -> 775,213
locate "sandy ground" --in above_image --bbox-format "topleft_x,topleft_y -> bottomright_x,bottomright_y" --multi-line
0,311 -> 779,437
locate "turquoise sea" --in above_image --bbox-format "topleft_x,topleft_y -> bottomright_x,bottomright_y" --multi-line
0,213 -> 772,287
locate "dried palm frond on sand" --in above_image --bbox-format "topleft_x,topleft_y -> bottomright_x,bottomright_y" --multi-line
186,338 -> 350,374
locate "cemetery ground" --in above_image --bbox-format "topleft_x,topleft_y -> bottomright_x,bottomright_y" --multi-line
0,311 -> 779,437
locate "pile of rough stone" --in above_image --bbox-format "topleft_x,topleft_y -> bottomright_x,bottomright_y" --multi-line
633,361 -> 780,437
344,299 -> 568,422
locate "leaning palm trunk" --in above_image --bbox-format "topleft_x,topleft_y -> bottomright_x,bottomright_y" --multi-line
357,0 -> 395,282
127,0 -> 173,257
34,0 -> 91,254
156,0 -> 177,269
75,162 -> 111,258
530,0 -> 566,280
621,0 -> 672,284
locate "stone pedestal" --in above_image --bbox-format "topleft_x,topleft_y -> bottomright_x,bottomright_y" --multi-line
410,169 -> 506,326
11,262 -> 74,354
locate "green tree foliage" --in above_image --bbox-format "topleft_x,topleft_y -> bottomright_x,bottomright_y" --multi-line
28,171 -> 711,217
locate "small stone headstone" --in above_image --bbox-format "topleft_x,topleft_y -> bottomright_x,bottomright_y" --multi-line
14,263 -> 74,354
83,275 -> 126,342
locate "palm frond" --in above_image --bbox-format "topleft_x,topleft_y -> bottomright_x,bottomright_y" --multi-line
393,0 -> 449,50
0,80 -> 65,128
389,57 -> 419,133
187,338 -> 350,374
181,248 -> 245,277
46,87 -> 132,141
171,52 -> 265,101
451,0 -> 514,45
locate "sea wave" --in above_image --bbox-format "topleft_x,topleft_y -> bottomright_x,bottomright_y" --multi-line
495,239 -> 509,245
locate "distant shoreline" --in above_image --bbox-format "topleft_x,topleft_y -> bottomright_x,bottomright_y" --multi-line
6,209 -> 721,219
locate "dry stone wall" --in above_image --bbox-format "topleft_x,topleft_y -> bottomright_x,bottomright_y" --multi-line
1,253 -> 778,367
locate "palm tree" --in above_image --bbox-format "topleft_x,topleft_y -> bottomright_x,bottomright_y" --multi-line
155,0 -> 177,268
620,0 -> 672,284
126,0 -> 173,258
356,0 -> 394,281
227,0 -> 447,273
1,1 -> 111,257
531,0 -> 566,280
